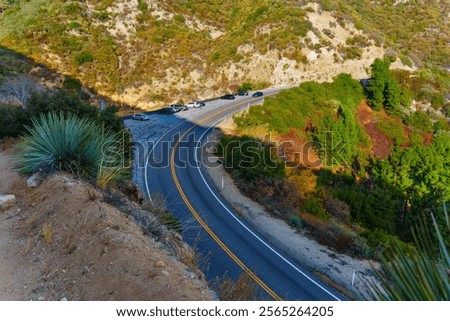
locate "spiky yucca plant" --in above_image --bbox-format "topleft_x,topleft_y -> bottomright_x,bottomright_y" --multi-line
17,112 -> 127,186
370,213 -> 450,300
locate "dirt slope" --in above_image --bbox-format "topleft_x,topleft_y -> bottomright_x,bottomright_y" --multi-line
0,148 -> 213,301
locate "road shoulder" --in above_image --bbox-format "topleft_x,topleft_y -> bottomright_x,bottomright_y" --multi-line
203,128 -> 381,300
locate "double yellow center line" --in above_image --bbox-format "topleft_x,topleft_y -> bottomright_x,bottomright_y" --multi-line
169,100 -> 282,301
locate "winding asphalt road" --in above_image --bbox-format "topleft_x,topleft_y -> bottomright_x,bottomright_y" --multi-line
140,90 -> 346,300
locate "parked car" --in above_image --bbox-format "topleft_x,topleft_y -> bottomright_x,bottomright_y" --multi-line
132,113 -> 150,121
252,91 -> 264,98
169,104 -> 185,112
221,94 -> 235,100
236,91 -> 249,96
158,107 -> 177,114
186,101 -> 203,108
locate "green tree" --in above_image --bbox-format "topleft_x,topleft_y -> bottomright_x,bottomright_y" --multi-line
367,58 -> 390,111
367,58 -> 402,115
384,76 -> 401,116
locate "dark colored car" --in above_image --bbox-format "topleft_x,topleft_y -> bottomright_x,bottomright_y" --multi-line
132,113 -> 150,121
236,91 -> 249,96
252,91 -> 264,98
157,107 -> 177,114
221,94 -> 236,100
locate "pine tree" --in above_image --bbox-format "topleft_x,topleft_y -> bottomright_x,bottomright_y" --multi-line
367,58 -> 390,111
384,76 -> 401,116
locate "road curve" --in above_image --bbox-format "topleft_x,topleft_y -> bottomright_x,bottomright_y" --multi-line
142,90 -> 346,300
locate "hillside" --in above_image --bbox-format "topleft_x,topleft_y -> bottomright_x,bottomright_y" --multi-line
0,147 -> 213,300
1,0 -> 447,109
220,67 -> 449,259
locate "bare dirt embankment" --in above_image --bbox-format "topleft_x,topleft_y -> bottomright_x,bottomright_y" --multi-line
0,146 -> 213,301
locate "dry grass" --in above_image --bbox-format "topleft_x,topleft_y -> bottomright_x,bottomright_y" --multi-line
141,193 -> 166,216
42,223 -> 52,243
86,188 -> 97,201
312,270 -> 356,300
213,273 -> 261,301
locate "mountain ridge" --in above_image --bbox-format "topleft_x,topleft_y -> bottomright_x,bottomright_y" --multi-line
0,0 -> 448,109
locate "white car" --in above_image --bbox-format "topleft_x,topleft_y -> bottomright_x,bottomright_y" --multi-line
132,113 -> 150,121
186,101 -> 204,108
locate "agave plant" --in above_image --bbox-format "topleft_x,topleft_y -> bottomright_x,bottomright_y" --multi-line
369,213 -> 450,300
17,111 -> 127,186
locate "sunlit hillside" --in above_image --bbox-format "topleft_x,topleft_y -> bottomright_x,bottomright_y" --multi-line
1,0 -> 447,108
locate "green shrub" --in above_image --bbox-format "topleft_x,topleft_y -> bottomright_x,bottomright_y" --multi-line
399,54 -> 413,68
376,118 -> 408,145
137,0 -> 148,12
362,229 -> 415,258
64,3 -> 79,15
288,215 -> 304,229
300,196 -> 329,220
431,94 -> 446,109
63,76 -> 82,91
162,212 -> 182,233
76,51 -> 94,64
0,104 -> 28,138
238,82 -> 253,91
173,14 -> 185,23
26,90 -> 98,120
404,111 -> 433,133
216,135 -> 284,181
17,112 -> 127,187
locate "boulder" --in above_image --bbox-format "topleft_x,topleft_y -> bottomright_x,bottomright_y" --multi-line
26,173 -> 41,188
0,194 -> 16,210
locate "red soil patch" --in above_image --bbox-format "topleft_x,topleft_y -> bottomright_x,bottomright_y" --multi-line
277,129 -> 322,169
421,132 -> 433,146
356,101 -> 373,125
356,101 -> 393,159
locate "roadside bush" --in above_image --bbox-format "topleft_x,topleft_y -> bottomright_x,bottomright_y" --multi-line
361,229 -> 414,258
323,193 -> 351,223
0,104 -> 28,138
300,196 -> 329,220
214,273 -> 261,301
26,90 -> 98,120
237,82 -> 253,91
288,215 -> 304,229
162,212 -> 183,234
17,112 -> 127,187
216,135 -> 285,181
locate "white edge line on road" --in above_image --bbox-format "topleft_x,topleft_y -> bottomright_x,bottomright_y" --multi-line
194,110 -> 342,301
142,88 -> 341,300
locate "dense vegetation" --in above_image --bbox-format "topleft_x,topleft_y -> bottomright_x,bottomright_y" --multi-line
0,73 -> 131,187
0,89 -> 126,138
229,65 -> 449,256
235,73 -> 369,168
0,0 -> 448,104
